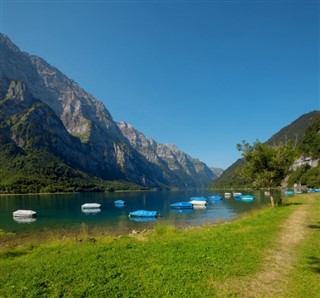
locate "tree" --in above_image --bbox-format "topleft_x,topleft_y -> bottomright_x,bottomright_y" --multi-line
236,140 -> 296,207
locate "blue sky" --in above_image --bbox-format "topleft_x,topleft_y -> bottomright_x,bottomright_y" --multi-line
1,0 -> 319,169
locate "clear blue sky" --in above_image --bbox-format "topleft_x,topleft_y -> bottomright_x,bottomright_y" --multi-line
1,0 -> 319,169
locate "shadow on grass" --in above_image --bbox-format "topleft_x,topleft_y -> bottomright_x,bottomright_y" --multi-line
279,202 -> 304,207
307,222 -> 320,230
0,250 -> 29,259
308,256 -> 320,274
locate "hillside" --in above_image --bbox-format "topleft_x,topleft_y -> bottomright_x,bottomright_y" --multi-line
0,79 -> 143,193
210,110 -> 320,189
0,33 -> 217,191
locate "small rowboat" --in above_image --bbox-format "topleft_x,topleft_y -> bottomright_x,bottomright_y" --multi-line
241,195 -> 255,202
114,200 -> 126,205
129,210 -> 158,218
13,210 -> 36,218
189,196 -> 207,206
208,195 -> 222,203
170,202 -> 193,209
81,203 -> 101,209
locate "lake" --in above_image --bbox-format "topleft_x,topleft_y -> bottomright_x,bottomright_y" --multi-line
0,190 -> 274,236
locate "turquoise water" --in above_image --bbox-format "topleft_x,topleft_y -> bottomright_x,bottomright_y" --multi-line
0,190 -> 272,235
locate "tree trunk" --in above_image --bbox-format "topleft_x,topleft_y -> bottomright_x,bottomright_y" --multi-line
269,187 -> 275,207
270,195 -> 275,207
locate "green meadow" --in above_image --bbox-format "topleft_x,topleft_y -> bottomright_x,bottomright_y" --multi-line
0,194 -> 319,297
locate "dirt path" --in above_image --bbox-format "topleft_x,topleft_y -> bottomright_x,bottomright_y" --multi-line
213,200 -> 311,297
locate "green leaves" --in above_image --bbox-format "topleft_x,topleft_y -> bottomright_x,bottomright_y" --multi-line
237,140 -> 295,190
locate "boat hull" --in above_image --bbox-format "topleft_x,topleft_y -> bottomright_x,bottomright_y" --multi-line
129,210 -> 158,217
13,210 -> 36,218
189,200 -> 207,206
170,202 -> 193,209
81,203 -> 101,209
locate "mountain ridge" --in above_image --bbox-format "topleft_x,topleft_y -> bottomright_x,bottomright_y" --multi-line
118,121 -> 219,187
0,33 -> 217,190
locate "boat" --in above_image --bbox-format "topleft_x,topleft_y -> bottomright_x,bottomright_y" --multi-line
224,192 -> 232,199
208,195 -> 222,201
189,196 -> 207,206
81,203 -> 101,209
233,192 -> 242,197
13,210 -> 36,218
170,202 -> 193,209
129,210 -> 159,218
114,200 -> 126,205
208,195 -> 222,202
241,195 -> 255,202
284,190 -> 294,196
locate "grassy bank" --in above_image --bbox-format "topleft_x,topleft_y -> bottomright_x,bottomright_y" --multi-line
0,194 -> 319,297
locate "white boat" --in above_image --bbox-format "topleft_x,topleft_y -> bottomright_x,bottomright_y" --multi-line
13,210 -> 37,218
189,200 -> 207,206
224,192 -> 232,199
81,203 -> 101,209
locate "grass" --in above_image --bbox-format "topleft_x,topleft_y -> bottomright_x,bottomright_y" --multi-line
0,194 -> 319,297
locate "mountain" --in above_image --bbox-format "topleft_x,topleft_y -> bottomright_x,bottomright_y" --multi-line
210,110 -> 320,189
0,33 -> 216,191
118,121 -> 218,187
0,78 -> 122,193
0,33 -> 170,188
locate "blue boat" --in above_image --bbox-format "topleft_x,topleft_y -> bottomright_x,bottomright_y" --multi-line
114,200 -> 126,205
234,194 -> 243,201
129,210 -> 159,218
208,195 -> 222,203
241,195 -> 255,202
284,190 -> 294,196
170,202 -> 193,209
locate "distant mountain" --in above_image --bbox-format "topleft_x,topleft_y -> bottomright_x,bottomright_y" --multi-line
210,167 -> 224,178
0,34 -> 217,191
210,110 -> 320,189
118,121 -> 219,187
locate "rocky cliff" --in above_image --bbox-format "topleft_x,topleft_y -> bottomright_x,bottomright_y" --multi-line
0,33 -> 218,188
118,121 -> 218,187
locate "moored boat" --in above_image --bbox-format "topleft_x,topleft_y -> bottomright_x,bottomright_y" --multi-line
170,201 -> 193,209
233,192 -> 242,197
241,195 -> 255,202
81,203 -> 101,209
129,210 -> 159,218
224,192 -> 232,199
13,210 -> 37,218
114,200 -> 126,205
208,195 -> 222,201
284,190 -> 294,196
189,196 -> 207,206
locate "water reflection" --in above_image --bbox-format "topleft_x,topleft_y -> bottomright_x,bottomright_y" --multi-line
13,217 -> 37,224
